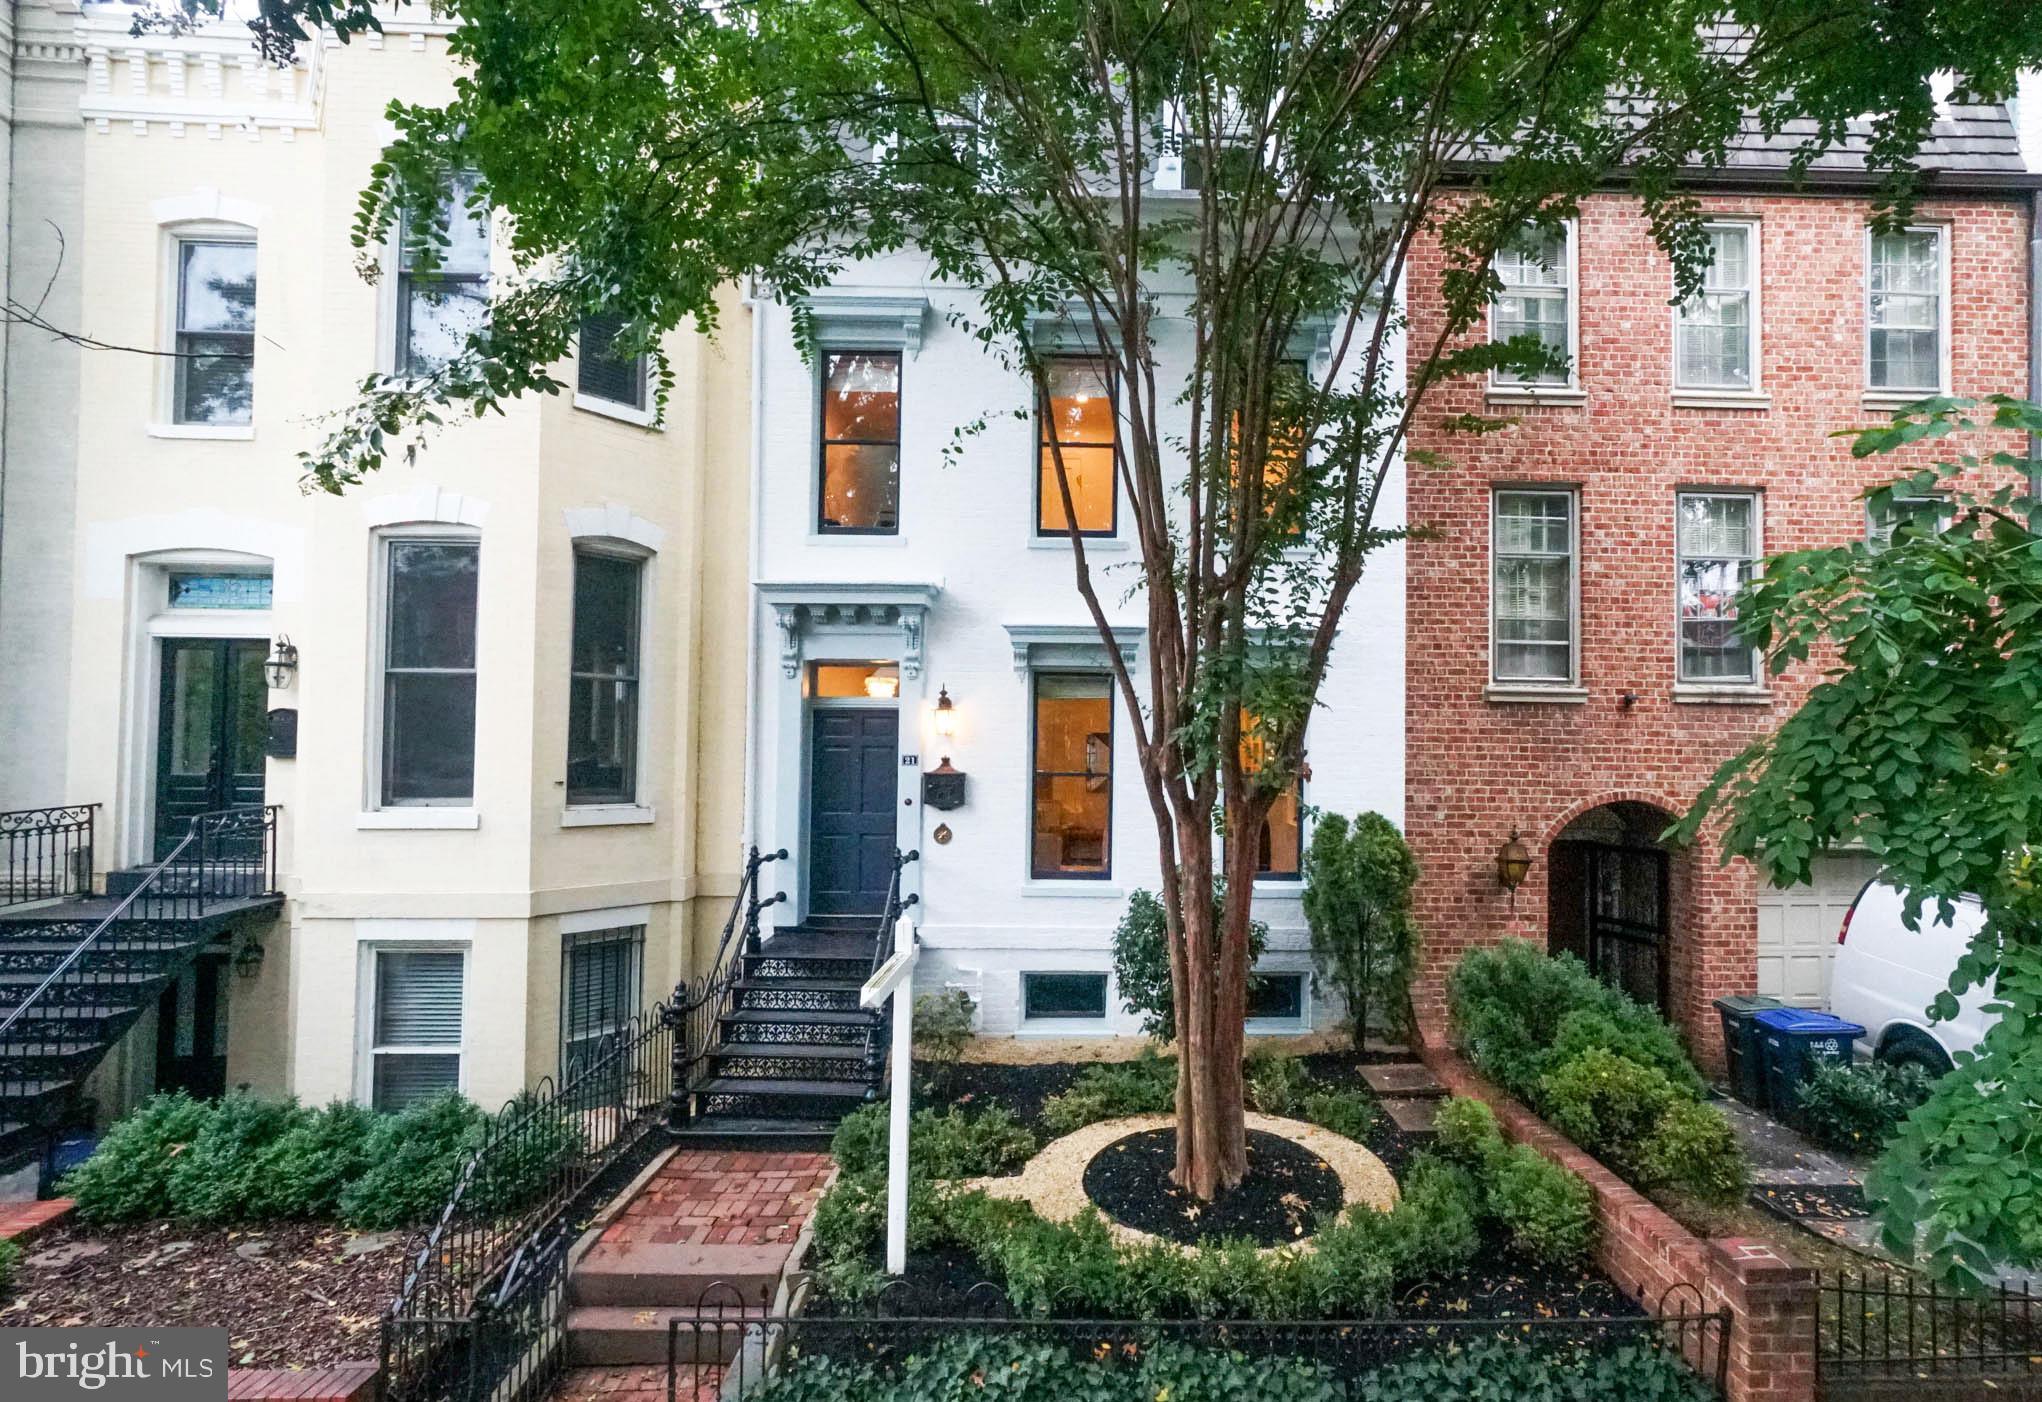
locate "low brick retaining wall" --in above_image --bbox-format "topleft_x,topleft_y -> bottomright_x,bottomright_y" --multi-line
0,1198 -> 74,1244
225,1362 -> 378,1402
1414,1021 -> 1816,1402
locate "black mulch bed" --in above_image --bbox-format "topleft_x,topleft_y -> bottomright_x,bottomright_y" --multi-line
1084,1127 -> 1343,1248
1750,1183 -> 1871,1222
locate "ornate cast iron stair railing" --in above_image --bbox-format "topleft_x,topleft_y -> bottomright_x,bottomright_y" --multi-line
861,849 -> 920,1098
0,806 -> 279,1128
669,846 -> 785,1129
0,805 -> 98,910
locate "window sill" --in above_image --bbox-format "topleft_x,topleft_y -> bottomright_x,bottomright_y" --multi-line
1486,386 -> 1587,407
1672,685 -> 1773,705
1020,880 -> 1124,899
356,807 -> 480,830
561,804 -> 656,828
571,392 -> 660,429
806,532 -> 910,548
1017,1020 -> 1114,1037
1027,535 -> 1131,552
1247,1020 -> 1309,1036
1862,390 -> 1946,413
1251,877 -> 1303,896
1672,391 -> 1772,412
1484,684 -> 1589,705
148,422 -> 254,441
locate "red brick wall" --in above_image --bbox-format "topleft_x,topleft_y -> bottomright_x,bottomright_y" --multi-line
1403,190 -> 2032,1066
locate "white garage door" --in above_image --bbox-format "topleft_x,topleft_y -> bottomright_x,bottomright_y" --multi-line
1756,855 -> 1881,1007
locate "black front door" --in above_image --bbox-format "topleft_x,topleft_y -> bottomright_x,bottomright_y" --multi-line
155,954 -> 229,1099
156,638 -> 268,858
1580,841 -> 1671,1014
808,708 -> 899,915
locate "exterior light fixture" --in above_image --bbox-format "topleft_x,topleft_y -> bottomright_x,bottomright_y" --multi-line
1496,830 -> 1533,902
233,941 -> 266,979
864,671 -> 900,699
263,635 -> 299,690
933,686 -> 958,739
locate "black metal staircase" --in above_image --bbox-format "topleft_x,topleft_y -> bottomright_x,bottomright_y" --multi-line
0,805 -> 282,1176
670,848 -> 917,1146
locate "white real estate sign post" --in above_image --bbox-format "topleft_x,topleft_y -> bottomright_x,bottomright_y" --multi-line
859,916 -> 919,1276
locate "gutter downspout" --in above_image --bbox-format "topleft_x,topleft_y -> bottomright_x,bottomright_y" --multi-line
739,276 -> 767,863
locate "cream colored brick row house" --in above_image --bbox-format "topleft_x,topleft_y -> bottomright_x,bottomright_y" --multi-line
0,2 -> 751,1178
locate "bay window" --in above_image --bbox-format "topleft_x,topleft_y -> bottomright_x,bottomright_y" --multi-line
380,536 -> 480,805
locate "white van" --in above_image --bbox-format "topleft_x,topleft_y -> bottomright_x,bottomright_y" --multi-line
1829,879 -> 2000,1075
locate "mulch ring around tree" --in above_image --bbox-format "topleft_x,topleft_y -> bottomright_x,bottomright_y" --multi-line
0,1219 -> 415,1368
1084,1127 -> 1344,1247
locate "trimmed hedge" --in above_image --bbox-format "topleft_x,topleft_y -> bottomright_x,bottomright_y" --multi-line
1449,941 -> 1747,1206
1798,1059 -> 1936,1154
60,1089 -> 583,1229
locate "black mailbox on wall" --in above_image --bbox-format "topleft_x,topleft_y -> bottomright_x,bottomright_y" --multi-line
266,707 -> 299,759
922,758 -> 967,811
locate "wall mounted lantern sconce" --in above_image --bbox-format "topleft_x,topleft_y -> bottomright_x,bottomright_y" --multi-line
263,635 -> 299,690
234,941 -> 266,980
1496,830 -> 1532,903
933,686 -> 958,739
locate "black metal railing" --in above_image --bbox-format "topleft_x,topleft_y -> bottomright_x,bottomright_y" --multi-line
665,1284 -> 1732,1400
1817,1270 -> 2042,1392
0,804 -> 98,909
861,848 -> 919,1094
669,846 -> 786,1126
380,995 -> 679,1402
0,805 -> 278,1103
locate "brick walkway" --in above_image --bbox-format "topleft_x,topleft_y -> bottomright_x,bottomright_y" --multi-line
594,1150 -> 832,1250
0,1198 -> 73,1243
551,1363 -> 713,1402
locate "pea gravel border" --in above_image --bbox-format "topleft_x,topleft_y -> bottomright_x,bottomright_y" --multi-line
967,1112 -> 1399,1255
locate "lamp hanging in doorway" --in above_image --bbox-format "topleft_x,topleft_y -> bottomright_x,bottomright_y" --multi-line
263,635 -> 299,690
1496,830 -> 1532,905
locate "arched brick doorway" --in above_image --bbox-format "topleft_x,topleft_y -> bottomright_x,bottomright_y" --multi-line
1547,801 -> 1678,1015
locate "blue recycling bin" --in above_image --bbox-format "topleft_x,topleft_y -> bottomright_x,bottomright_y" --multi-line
1755,1007 -> 1866,1128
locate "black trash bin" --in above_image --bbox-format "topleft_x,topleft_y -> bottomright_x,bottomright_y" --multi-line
1715,995 -> 1784,1109
1755,1007 -> 1866,1128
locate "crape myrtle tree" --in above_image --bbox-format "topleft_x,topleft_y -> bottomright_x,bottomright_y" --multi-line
188,0 -> 2037,1197
1676,397 -> 2042,1286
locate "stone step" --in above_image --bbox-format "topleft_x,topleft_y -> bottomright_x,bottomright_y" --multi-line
570,1241 -> 790,1308
1382,1096 -> 1442,1135
563,1305 -> 749,1366
1358,1062 -> 1446,1099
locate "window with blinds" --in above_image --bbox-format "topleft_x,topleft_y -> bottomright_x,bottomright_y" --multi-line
371,948 -> 465,1111
1492,225 -> 1573,386
1491,488 -> 1577,684
578,311 -> 650,410
1675,223 -> 1758,391
561,927 -> 644,1080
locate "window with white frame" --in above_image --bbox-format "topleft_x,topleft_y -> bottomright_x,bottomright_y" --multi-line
369,948 -> 465,1110
1676,491 -> 1761,684
397,174 -> 490,376
380,536 -> 480,805
1868,228 -> 1945,393
561,926 -> 644,1079
1246,971 -> 1306,1024
567,549 -> 643,806
1491,489 -> 1577,684
1675,222 -> 1758,391
1866,492 -> 1952,550
1492,225 -> 1573,387
578,311 -> 650,412
1022,971 -> 1108,1020
172,238 -> 257,425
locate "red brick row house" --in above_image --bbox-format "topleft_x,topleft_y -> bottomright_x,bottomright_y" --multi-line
1403,103 -> 2039,1071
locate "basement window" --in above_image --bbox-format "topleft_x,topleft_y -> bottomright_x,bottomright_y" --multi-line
1022,972 -> 1108,1021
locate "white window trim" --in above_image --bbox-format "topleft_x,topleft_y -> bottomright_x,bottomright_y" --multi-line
1488,219 -> 1584,404
379,179 -> 495,380
356,938 -> 470,1110
153,222 -> 257,436
564,537 -> 655,814
1488,485 -> 1581,692
1863,223 -> 1952,406
572,322 -> 659,427
365,523 -> 483,815
1019,969 -> 1112,1026
1244,968 -> 1312,1034
1673,488 -> 1765,690
1672,218 -> 1769,408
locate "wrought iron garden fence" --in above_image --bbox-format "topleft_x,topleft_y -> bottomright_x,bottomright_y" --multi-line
0,804 -> 97,908
664,1281 -> 1732,1400
379,995 -> 678,1402
1816,1269 -> 2042,1396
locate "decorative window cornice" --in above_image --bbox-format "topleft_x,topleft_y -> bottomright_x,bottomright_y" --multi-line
758,581 -> 941,679
1003,622 -> 1143,675
797,293 -> 931,354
